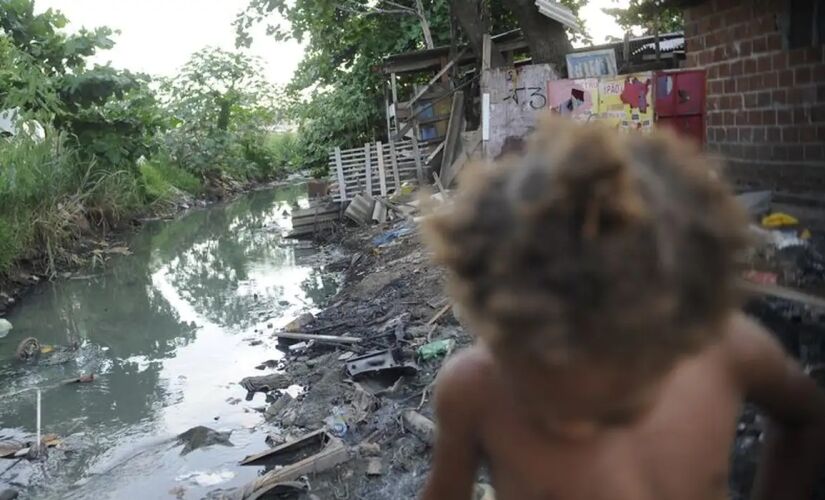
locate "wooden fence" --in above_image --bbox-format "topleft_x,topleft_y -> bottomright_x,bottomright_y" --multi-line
329,139 -> 430,202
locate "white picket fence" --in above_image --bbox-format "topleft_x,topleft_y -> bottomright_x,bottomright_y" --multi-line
329,139 -> 430,202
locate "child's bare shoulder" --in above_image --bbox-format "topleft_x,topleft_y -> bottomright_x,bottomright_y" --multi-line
719,312 -> 794,391
433,344 -> 497,419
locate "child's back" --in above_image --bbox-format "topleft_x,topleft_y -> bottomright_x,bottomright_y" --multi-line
421,118 -> 825,500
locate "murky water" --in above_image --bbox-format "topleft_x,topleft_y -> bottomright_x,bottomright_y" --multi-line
0,184 -> 341,499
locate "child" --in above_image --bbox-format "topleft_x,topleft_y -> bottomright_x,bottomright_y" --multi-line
421,117 -> 825,500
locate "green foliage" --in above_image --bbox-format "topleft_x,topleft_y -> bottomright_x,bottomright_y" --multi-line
160,47 -> 280,179
237,0 -> 456,174
0,0 -> 114,76
139,161 -> 201,202
0,2 -> 284,277
603,0 -> 683,35
267,131 -> 301,171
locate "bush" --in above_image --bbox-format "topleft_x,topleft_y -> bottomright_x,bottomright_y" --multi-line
139,161 -> 202,202
267,131 -> 301,172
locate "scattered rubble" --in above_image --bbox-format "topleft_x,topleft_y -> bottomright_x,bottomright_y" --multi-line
220,187 -> 825,499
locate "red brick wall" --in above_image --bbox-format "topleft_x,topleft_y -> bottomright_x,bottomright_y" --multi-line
683,0 -> 825,193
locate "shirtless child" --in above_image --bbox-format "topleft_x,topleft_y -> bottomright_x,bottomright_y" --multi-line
421,117 -> 825,500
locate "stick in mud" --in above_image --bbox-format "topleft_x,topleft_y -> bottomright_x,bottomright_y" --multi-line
272,332 -> 362,344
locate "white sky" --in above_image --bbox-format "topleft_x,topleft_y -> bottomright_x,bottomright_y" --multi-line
36,0 -> 628,85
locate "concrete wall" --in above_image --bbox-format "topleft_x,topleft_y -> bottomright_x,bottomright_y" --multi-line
683,0 -> 825,194
483,64 -> 559,159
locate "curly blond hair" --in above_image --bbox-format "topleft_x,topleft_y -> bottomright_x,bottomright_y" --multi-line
424,116 -> 749,369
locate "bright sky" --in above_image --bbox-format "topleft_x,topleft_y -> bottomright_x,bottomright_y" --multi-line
36,0 -> 628,85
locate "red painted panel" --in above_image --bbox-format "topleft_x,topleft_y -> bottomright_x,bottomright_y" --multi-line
658,115 -> 705,145
675,71 -> 706,116
655,70 -> 706,118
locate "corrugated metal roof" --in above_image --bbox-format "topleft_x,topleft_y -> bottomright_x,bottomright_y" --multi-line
535,0 -> 582,31
632,36 -> 685,55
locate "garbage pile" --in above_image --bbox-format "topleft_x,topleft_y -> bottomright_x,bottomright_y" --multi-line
220,194 -> 482,499
222,188 -> 824,499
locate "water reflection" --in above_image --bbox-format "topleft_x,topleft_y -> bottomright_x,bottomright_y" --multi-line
0,184 -> 340,498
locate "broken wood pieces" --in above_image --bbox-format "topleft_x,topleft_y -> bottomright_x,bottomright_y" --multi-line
426,303 -> 452,326
238,430 -> 349,500
403,410 -> 436,446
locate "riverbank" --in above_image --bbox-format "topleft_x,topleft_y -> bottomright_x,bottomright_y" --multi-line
0,172 -> 308,318
0,184 -> 343,499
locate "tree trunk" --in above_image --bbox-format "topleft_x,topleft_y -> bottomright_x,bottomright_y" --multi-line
448,0 -> 504,66
414,0 -> 435,49
503,0 -> 572,72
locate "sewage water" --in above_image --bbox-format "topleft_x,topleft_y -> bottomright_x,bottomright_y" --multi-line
0,184 -> 341,499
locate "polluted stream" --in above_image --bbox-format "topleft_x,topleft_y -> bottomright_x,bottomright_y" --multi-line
0,184 -> 342,499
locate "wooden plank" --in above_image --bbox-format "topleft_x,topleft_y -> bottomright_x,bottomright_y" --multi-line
272,332 -> 362,344
426,141 -> 445,165
334,147 -> 347,201
406,49 -> 467,110
440,90 -> 465,184
411,134 -> 424,184
388,140 -> 401,192
364,143 -> 372,195
482,34 -> 492,71
376,141 -> 388,197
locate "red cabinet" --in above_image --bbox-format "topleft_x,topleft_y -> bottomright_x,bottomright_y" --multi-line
655,70 -> 706,145
658,116 -> 704,145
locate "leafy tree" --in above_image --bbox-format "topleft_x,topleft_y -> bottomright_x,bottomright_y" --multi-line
236,0 -> 590,174
0,0 -> 114,76
160,47 -> 280,178
603,0 -> 683,35
0,0 -> 165,172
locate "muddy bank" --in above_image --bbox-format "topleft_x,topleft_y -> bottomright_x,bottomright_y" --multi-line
0,174 -> 307,318
222,215 -> 825,499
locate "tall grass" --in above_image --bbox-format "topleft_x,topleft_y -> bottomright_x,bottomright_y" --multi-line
0,129 -> 146,276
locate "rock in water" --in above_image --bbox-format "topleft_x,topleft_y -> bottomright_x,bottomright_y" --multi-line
176,426 -> 233,455
0,488 -> 19,500
0,318 -> 12,338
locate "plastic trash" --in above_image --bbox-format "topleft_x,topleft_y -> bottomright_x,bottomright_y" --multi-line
761,212 -> 799,229
371,225 -> 414,247
417,338 -> 456,361
0,318 -> 11,338
324,407 -> 348,437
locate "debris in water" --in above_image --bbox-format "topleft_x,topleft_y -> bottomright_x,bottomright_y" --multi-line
175,426 -> 233,455
240,373 -> 291,400
0,318 -> 11,338
63,374 -> 95,384
238,430 -> 348,498
15,337 -> 40,361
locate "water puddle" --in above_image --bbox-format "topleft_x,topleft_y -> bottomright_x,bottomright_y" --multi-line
0,184 -> 341,499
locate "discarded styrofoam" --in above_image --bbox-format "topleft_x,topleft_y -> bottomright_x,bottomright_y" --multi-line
0,318 -> 12,338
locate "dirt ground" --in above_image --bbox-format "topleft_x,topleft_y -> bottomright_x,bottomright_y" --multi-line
220,215 -> 825,500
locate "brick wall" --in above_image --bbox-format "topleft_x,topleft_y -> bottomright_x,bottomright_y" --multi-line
683,0 -> 825,194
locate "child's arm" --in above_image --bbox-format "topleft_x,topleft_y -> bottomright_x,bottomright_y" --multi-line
728,314 -> 825,500
421,351 -> 483,500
